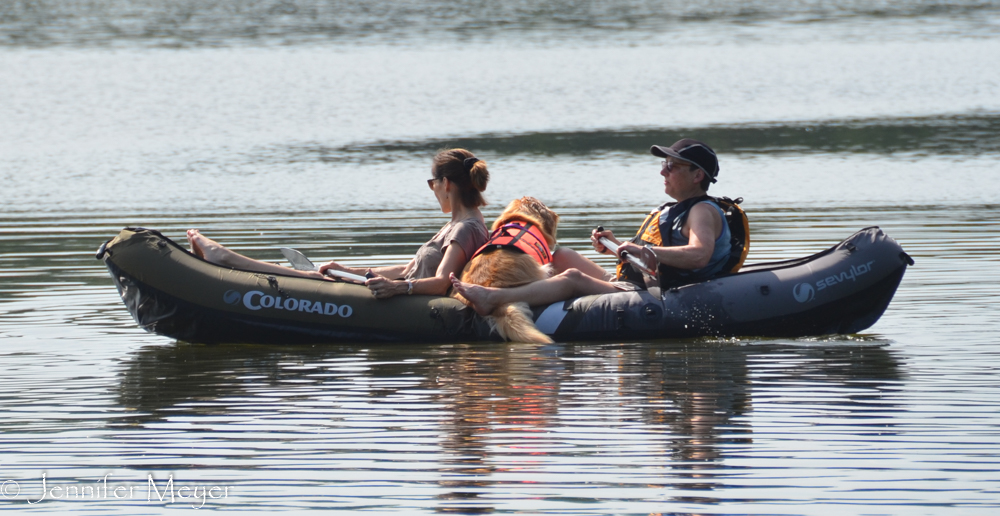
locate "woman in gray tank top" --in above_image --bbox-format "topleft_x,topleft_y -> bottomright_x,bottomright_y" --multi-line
185,149 -> 490,299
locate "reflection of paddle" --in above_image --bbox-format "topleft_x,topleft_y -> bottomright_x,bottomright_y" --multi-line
596,226 -> 657,276
279,247 -> 369,283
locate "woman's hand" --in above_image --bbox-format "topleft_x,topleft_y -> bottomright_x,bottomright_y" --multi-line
365,276 -> 406,299
303,270 -> 328,280
316,261 -> 345,282
591,228 -> 620,255
619,242 -> 659,272
618,241 -> 641,257
317,261 -> 365,282
318,261 -> 347,275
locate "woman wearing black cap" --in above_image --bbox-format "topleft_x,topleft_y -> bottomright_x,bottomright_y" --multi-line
451,139 -> 734,316
606,138 -> 732,287
187,149 -> 490,299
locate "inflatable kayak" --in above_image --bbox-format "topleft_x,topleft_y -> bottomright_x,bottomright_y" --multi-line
98,227 -> 911,344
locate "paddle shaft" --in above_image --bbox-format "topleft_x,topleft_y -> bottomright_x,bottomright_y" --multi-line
596,227 -> 657,276
325,269 -> 369,283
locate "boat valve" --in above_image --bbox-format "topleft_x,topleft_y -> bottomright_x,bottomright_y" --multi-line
95,240 -> 111,260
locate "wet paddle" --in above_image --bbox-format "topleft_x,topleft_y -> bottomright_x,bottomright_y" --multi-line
279,247 -> 369,283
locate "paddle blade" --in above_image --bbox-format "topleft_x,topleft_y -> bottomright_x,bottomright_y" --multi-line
279,247 -> 318,271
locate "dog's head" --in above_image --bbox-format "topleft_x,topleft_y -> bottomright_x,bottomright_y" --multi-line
492,196 -> 559,247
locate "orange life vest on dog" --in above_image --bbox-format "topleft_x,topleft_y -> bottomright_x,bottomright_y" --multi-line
471,222 -> 553,266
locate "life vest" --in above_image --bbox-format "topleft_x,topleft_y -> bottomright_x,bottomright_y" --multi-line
471,221 -> 553,266
615,196 -> 750,289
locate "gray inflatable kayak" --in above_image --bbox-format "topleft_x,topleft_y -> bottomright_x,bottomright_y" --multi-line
98,227 -> 911,344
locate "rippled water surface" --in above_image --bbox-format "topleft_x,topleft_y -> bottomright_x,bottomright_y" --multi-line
2,1 -> 1000,513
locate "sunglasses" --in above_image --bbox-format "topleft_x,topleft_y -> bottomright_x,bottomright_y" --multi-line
427,177 -> 440,188
661,160 -> 692,173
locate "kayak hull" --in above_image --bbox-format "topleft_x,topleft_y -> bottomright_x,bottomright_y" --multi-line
100,227 -> 910,344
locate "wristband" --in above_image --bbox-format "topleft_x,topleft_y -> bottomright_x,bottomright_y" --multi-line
406,280 -> 413,295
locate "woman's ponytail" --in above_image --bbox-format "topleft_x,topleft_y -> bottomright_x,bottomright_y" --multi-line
433,149 -> 490,207
468,160 -> 489,194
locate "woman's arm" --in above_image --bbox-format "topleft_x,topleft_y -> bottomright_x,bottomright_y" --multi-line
369,263 -> 411,279
621,202 -> 721,270
319,259 -> 413,280
366,244 -> 467,298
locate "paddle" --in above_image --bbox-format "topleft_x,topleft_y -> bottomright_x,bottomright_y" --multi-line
279,247 -> 370,283
595,226 -> 657,276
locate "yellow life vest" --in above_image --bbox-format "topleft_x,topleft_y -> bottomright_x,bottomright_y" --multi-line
615,196 -> 750,288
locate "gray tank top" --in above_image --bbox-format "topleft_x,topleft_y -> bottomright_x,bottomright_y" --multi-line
405,218 -> 488,280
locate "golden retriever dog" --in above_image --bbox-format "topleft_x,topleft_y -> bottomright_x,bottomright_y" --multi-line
455,196 -> 559,343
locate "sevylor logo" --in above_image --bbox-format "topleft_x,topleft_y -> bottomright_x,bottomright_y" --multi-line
793,260 -> 877,303
224,290 -> 353,318
792,282 -> 815,303
815,260 -> 875,291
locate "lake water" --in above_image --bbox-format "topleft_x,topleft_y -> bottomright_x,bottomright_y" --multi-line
2,1 -> 1000,513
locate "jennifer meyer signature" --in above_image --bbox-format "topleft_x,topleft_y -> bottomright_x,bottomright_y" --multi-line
1,474 -> 231,508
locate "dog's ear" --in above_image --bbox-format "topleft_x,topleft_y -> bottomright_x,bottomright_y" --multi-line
490,197 -> 559,246
491,198 -> 523,231
522,197 -> 559,246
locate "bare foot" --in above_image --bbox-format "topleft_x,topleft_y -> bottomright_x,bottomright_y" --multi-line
186,229 -> 231,266
449,272 -> 500,316
186,229 -> 206,259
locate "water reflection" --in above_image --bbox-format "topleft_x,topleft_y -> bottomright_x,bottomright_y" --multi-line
428,343 -> 564,513
622,343 -> 752,490
116,339 -> 901,510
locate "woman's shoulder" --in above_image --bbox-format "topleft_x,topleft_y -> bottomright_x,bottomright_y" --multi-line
443,217 -> 488,253
445,216 -> 487,236
458,216 -> 487,230
692,200 -> 726,219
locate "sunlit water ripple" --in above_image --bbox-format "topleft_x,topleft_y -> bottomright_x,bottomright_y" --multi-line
1,197 -> 999,512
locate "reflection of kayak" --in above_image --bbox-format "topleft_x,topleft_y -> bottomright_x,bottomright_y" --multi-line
98,227 -> 911,344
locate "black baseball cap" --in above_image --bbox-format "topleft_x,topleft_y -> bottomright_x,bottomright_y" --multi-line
650,139 -> 719,183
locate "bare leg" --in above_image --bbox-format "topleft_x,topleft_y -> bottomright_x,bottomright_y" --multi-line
551,247 -> 611,279
450,269 -> 620,316
186,229 -> 320,278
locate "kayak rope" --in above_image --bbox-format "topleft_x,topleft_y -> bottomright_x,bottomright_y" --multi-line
263,275 -> 289,298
